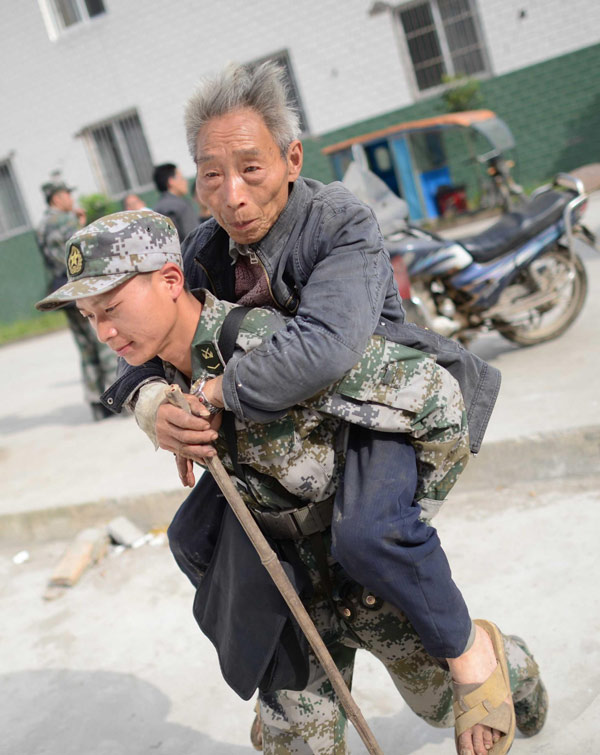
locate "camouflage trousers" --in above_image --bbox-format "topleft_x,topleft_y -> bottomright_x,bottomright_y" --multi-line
65,307 -> 118,406
258,544 -> 541,754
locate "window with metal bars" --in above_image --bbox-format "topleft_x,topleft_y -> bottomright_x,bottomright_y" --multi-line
397,0 -> 488,91
247,50 -> 309,134
80,112 -> 154,196
0,160 -> 29,239
39,0 -> 106,39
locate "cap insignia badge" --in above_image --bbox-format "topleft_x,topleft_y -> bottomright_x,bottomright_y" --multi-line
67,245 -> 84,276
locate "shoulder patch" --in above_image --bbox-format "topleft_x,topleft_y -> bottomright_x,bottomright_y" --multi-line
197,342 -> 223,374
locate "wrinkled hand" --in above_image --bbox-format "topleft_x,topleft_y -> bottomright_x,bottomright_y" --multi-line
155,393 -> 222,487
199,375 -> 224,408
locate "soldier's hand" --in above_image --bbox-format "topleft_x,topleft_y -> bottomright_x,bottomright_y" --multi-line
155,398 -> 221,463
175,454 -> 196,487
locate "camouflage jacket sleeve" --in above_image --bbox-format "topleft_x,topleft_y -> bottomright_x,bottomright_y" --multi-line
302,337 -> 470,509
186,291 -> 341,509
188,292 -> 469,511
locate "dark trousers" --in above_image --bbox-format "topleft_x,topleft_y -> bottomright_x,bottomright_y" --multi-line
331,426 -> 472,658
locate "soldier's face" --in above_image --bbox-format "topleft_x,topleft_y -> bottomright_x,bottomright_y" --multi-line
76,271 -> 179,366
194,108 -> 302,245
52,190 -> 74,212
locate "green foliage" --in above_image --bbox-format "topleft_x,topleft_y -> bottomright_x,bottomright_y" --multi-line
78,193 -> 120,223
0,310 -> 67,345
441,75 -> 483,112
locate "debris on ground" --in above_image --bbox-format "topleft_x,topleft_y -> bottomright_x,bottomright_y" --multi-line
40,519 -> 169,597
106,516 -> 147,548
44,528 -> 109,599
149,532 -> 168,547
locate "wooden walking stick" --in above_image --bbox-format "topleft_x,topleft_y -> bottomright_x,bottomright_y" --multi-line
205,454 -> 384,755
166,387 -> 383,754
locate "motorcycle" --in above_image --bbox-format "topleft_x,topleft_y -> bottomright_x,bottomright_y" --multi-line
344,162 -> 598,347
476,150 -> 525,213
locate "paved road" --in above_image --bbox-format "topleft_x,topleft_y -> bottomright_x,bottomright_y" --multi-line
2,475 -> 598,753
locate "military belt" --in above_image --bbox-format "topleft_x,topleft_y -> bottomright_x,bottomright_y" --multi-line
251,497 -> 334,541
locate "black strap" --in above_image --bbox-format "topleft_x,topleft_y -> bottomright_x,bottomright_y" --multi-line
218,306 -> 251,363
309,531 -> 334,602
217,306 -> 251,483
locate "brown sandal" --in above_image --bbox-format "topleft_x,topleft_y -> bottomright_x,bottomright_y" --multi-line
453,619 -> 516,754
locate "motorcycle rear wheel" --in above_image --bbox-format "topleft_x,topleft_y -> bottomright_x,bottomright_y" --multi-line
494,249 -> 587,346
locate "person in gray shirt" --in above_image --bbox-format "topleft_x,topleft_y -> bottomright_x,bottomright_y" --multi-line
152,162 -> 198,241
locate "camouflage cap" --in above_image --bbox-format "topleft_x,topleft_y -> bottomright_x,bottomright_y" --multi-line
36,210 -> 183,311
41,181 -> 75,202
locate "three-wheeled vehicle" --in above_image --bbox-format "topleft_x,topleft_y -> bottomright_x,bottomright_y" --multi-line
324,109 -> 523,222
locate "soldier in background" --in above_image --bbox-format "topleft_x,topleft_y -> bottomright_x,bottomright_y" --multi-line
36,181 -> 117,420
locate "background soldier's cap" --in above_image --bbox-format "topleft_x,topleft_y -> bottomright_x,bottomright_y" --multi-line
41,181 -> 76,202
35,210 -> 183,311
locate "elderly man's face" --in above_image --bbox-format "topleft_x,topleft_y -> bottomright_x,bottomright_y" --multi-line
195,108 -> 302,245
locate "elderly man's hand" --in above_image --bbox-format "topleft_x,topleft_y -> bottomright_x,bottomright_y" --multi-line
199,374 -> 224,408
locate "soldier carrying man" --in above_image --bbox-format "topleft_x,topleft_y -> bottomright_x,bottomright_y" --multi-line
37,209 -> 547,755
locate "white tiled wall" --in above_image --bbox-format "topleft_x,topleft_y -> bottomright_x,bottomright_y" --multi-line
2,0 -> 598,225
478,0 -> 600,75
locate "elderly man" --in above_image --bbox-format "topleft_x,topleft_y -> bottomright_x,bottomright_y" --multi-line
103,64 -> 546,754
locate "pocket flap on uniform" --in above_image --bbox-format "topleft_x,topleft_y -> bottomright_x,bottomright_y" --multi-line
336,336 -> 437,414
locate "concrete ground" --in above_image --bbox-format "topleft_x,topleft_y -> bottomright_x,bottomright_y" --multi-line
2,476 -> 598,754
1,195 -> 599,753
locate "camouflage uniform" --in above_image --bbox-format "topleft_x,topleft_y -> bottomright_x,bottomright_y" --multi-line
257,538 -> 543,754
169,289 -> 469,522
35,211 -> 545,751
173,292 -> 542,753
36,207 -> 118,409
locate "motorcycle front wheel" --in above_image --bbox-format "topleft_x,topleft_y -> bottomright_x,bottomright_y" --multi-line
493,248 -> 588,346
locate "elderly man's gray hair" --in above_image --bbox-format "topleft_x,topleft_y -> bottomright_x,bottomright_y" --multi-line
185,61 -> 301,160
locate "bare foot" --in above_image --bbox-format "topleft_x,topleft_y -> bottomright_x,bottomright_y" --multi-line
447,624 -> 508,754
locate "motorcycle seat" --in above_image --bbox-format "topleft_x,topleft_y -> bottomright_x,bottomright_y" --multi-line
458,189 -> 576,263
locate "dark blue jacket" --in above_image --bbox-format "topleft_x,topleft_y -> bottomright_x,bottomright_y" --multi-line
104,176 -> 500,453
